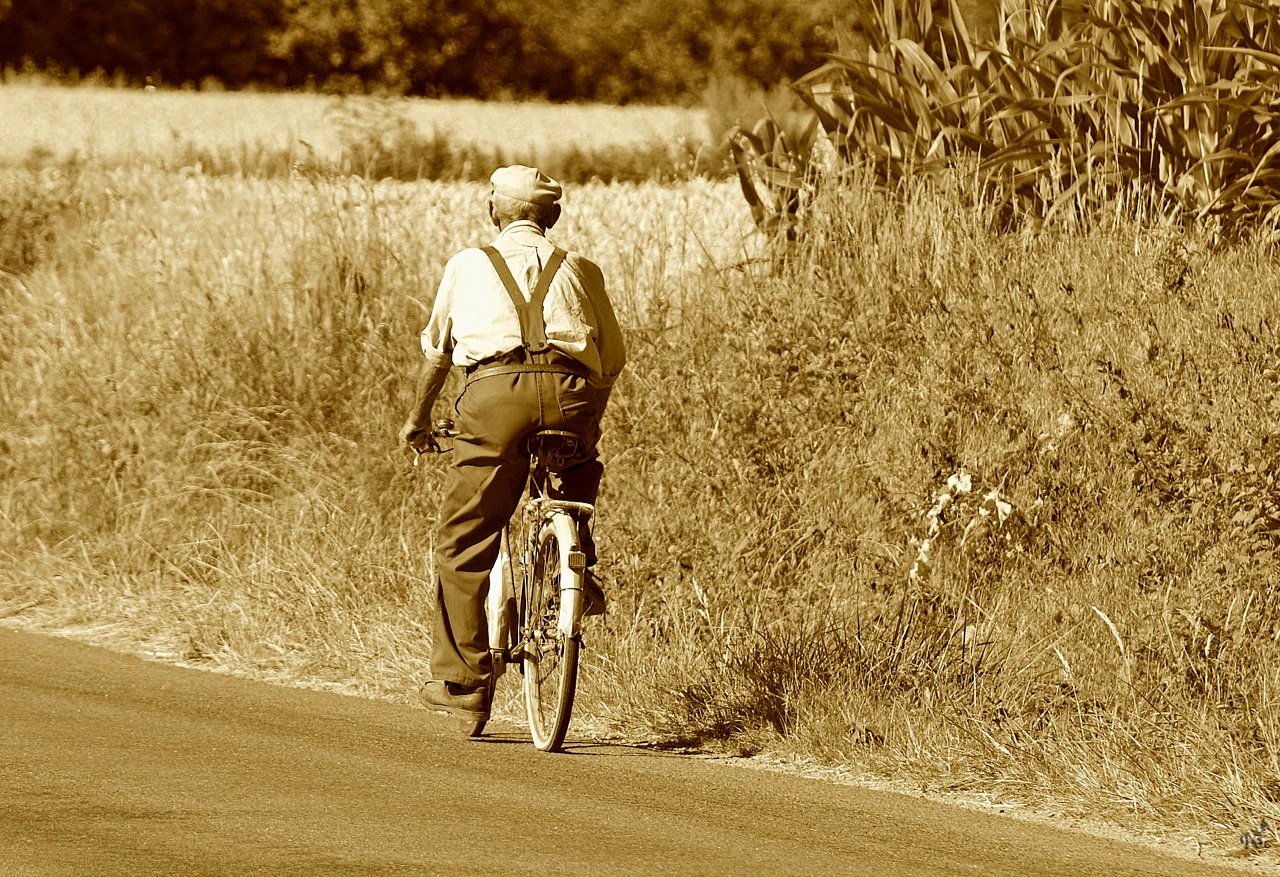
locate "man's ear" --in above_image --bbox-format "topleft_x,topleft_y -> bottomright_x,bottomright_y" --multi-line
544,204 -> 561,230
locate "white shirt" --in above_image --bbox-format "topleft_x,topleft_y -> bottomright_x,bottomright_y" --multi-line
420,221 -> 626,390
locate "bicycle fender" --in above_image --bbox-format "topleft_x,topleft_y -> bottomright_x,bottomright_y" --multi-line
550,512 -> 585,639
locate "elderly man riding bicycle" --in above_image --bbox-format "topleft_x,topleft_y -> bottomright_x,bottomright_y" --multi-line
399,165 -> 627,727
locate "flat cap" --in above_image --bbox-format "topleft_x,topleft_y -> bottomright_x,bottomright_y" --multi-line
490,165 -> 562,205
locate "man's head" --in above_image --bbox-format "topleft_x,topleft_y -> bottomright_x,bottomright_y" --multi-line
489,165 -> 562,230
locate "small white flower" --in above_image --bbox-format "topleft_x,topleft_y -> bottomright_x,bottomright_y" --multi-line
909,538 -> 934,583
947,470 -> 973,494
983,490 -> 1013,524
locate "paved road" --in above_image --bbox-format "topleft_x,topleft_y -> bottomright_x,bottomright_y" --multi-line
0,627 -> 1244,876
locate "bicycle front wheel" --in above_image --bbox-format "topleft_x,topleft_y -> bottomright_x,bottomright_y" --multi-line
521,520 -> 580,752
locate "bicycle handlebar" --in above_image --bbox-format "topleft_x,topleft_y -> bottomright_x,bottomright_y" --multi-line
412,419 -> 459,466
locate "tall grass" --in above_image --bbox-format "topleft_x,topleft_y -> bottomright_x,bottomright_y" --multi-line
0,165 -> 749,692
3,157 -> 1280,854
598,165 -> 1280,844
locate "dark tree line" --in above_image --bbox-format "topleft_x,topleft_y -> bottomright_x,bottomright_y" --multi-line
0,0 -> 284,87
0,0 -> 853,102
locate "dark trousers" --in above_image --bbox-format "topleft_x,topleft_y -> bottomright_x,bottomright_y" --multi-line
431,360 -> 602,688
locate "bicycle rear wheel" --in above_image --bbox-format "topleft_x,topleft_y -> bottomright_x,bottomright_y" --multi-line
521,520 -> 580,752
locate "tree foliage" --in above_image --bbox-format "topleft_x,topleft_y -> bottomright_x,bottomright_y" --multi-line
0,0 -> 283,86
0,0 -> 852,101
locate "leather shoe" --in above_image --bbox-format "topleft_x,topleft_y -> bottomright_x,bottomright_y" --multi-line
420,680 -> 489,723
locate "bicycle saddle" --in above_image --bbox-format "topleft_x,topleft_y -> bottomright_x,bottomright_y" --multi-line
521,429 -> 586,472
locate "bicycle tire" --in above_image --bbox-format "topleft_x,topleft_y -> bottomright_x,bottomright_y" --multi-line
521,519 -> 580,751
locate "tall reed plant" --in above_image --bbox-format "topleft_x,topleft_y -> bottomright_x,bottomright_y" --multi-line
733,0 -> 1280,235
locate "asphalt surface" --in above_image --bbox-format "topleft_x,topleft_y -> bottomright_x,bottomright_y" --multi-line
0,627 -> 1248,876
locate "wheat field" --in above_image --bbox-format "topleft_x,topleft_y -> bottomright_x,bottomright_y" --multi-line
0,81 -> 708,166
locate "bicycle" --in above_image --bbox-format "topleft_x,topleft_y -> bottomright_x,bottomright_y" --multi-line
420,419 -> 596,752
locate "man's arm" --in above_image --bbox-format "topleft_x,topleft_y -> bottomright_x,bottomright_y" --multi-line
578,258 -> 626,413
399,258 -> 458,452
399,357 -> 452,452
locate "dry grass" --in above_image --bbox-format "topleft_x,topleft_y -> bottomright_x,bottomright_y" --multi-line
4,87 -> 1280,863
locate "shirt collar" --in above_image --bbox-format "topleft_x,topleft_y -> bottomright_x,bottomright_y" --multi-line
495,220 -> 549,245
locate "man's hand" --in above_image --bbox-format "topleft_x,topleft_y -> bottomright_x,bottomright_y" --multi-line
399,419 -> 438,456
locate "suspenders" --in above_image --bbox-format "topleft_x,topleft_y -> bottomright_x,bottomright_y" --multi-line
469,245 -> 586,382
481,245 -> 566,354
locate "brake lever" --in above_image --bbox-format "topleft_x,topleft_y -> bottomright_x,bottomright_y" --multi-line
412,432 -> 445,466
